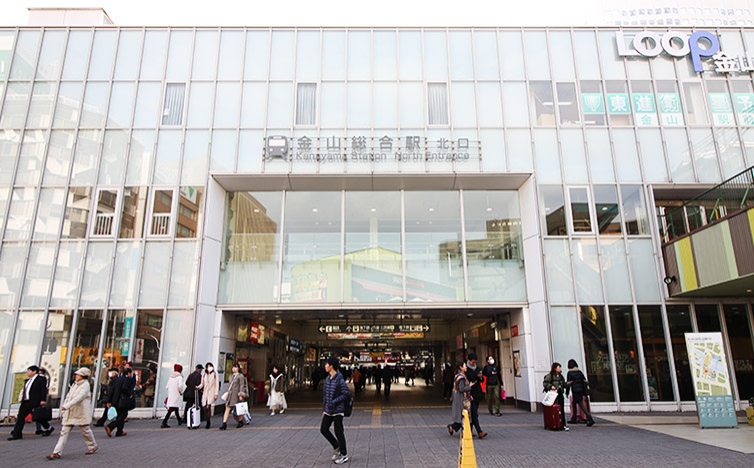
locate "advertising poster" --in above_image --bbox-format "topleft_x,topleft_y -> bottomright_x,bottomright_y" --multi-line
684,332 -> 738,428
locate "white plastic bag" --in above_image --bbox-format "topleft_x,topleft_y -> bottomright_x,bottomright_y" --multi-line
542,390 -> 558,407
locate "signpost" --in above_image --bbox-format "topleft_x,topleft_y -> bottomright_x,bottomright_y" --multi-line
684,332 -> 738,428
318,324 -> 430,334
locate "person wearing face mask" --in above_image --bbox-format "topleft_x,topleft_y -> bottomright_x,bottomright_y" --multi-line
483,355 -> 502,417
196,362 -> 219,429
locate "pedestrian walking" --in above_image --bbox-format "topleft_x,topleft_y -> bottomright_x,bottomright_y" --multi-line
442,363 -> 454,400
483,355 -> 503,417
268,365 -> 287,415
447,361 -> 475,436
161,364 -> 185,428
320,356 -> 351,465
566,359 -> 595,427
45,368 -> 98,460
183,364 -> 204,422
34,368 -> 52,435
464,353 -> 487,438
219,363 -> 248,430
8,365 -> 54,440
105,367 -> 135,438
543,362 -> 569,431
382,364 -> 393,401
141,365 -> 156,408
196,362 -> 219,429
351,367 -> 362,395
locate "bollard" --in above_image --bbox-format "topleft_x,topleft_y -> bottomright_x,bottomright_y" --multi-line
457,409 -> 478,468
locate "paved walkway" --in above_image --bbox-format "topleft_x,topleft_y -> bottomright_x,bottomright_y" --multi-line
1,382 -> 753,467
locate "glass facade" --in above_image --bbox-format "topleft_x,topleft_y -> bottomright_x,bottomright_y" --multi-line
0,25 -> 753,413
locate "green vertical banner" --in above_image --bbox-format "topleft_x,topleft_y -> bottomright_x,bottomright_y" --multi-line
606,93 -> 631,114
684,332 -> 738,428
734,93 -> 754,126
709,93 -> 735,126
658,93 -> 683,126
581,93 -> 605,114
632,93 -> 658,126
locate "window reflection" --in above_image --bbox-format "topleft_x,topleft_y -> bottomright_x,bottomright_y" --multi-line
529,81 -> 555,126
638,306 -> 673,401
62,188 -> 91,239
580,305 -> 615,402
593,185 -> 621,235
666,305 -> 695,401
723,304 -> 754,399
609,305 -> 645,402
540,185 -> 567,235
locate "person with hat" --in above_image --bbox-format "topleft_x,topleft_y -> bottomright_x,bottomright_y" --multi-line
161,363 -> 185,428
183,364 -> 204,423
46,368 -> 98,460
8,365 -> 53,440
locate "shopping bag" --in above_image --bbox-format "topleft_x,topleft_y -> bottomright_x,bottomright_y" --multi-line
500,388 -> 507,401
235,401 -> 249,417
107,406 -> 118,421
542,390 -> 558,407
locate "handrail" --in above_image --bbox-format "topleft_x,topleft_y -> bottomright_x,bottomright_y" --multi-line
658,165 -> 754,244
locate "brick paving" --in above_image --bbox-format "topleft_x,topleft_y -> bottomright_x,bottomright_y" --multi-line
1,382 -> 752,467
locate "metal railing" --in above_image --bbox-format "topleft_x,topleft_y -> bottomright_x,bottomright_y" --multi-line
658,165 -> 754,244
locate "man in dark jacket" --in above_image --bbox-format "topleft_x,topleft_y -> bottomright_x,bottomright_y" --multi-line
184,364 -> 204,422
483,355 -> 503,416
465,353 -> 488,438
8,365 -> 54,440
105,368 -> 134,437
320,356 -> 351,465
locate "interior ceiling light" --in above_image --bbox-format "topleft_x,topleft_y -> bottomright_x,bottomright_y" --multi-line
312,208 -> 318,212
428,208 -> 434,212
371,208 -> 377,212
486,207 -> 493,211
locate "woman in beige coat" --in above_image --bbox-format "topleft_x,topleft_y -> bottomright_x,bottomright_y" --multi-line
46,368 -> 98,460
219,363 -> 247,430
196,361 -> 219,429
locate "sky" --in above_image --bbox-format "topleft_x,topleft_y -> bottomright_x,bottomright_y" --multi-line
0,0 -> 604,27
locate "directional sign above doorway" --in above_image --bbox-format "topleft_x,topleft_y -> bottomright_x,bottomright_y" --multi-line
318,324 -> 430,334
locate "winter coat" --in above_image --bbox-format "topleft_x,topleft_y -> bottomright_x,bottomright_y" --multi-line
184,371 -> 203,402
198,371 -> 219,406
226,372 -> 248,406
465,364 -> 484,401
322,371 -> 350,415
566,368 -> 589,397
543,371 -> 567,393
165,372 -> 185,407
61,379 -> 92,426
451,371 -> 472,424
482,363 -> 501,386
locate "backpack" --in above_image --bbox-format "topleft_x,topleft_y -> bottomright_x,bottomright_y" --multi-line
344,394 -> 353,417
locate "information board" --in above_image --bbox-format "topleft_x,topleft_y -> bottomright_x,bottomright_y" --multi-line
684,332 -> 738,428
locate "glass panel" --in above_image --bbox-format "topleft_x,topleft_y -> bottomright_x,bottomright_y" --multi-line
682,82 -> 709,125
162,82 -> 186,126
52,82 -> 82,128
88,30 -> 116,80
237,130 -> 264,173
561,130 -> 588,183
282,192 -> 341,303
424,31 -> 448,81
529,81 -> 555,126
245,30 -> 270,80
210,129 -> 236,172
80,242 -> 113,308
724,304 -> 754,400
114,30 -> 142,80
126,130 -> 155,185
169,242 -> 198,307
551,306 -> 583,369
543,238 -> 574,302
605,81 -> 633,126
322,30 -> 346,80
581,81 -> 606,126
689,128 -> 722,183
219,191 -> 282,303
62,187 -> 91,239
154,130 -> 181,185
241,82 -> 267,128
399,82 -> 423,127
156,310 -> 194,408
110,241 -> 140,307
507,129 -> 533,172
348,82 -> 371,127
666,305 -> 695,401
404,191 -> 463,302
0,310 -> 13,397
637,306 -> 674,401
218,30 -> 244,80
132,310 -> 162,408
600,238 -> 632,302
0,243 -> 26,308
586,129 -> 613,182
631,81 -> 658,127
140,30 -> 168,80
50,241 -> 84,308
1,82 -> 31,128
613,129 -> 642,182
665,128 -> 694,182
15,129 -> 46,186
557,82 -> 579,125
573,31 -> 600,79
476,82 -> 502,127
102,309 -> 134,381
0,31 -> 13,81
573,238 -> 603,303
119,187 -> 148,239
656,81 -> 683,126
540,185 -> 566,236
269,31 -> 294,80
479,128 -> 505,172
449,31 -> 473,80
620,185 -> 649,235
499,31 -> 525,80
569,187 -> 592,233
342,191 -> 402,303
373,31 -> 397,80
176,186 -> 203,239
34,188 -> 66,239
5,187 -> 37,240
638,129 -> 668,182
165,30 -> 192,81
36,31 -> 66,80
133,82 -> 161,128
348,31 -> 370,81
40,309 -> 73,408
610,305 -> 645,402
92,189 -> 118,237
0,129 -> 20,185
267,82 -> 293,128
373,83 -> 396,128
107,82 -> 136,128
502,82 -> 529,126
214,82 -> 241,127
524,31 -> 549,79
628,239 -> 660,302
187,82 -> 213,128
716,128 -> 746,178
1,311 -> 45,408
43,130 -> 74,185
71,310 -> 104,404
150,190 -> 173,236
98,130 -> 128,185
0,188 -> 8,232
61,31 -> 91,80
533,129 -> 560,183
451,82 -> 476,127
140,242 -> 171,306
182,130 -> 209,186
10,31 -> 40,80
296,83 -> 317,126
593,185 -> 621,235
549,31 -> 575,80
580,305 -> 615,402
26,81 -> 55,128
696,304 -> 721,332
463,191 -> 525,301
21,242 -> 55,308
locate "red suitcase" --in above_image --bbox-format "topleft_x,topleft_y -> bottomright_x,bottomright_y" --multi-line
570,395 -> 591,423
543,403 -> 564,430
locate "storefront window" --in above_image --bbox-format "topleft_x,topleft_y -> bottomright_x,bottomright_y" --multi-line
593,185 -> 621,235
620,185 -> 649,235
610,305 -> 645,402
73,310 -> 105,405
580,305 -> 615,402
551,306 -> 582,367
156,309 -> 194,409
667,305 -> 695,401
40,310 -> 73,408
568,187 -> 593,233
638,306 -> 673,401
463,191 -> 525,301
695,304 -> 721,332
2,311 -> 44,409
540,185 -> 566,236
132,309 -> 162,408
723,304 -> 754,400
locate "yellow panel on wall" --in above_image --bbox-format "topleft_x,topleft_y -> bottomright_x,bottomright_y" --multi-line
675,237 -> 698,292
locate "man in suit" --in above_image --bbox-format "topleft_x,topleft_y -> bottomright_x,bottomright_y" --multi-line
105,367 -> 134,437
8,365 -> 54,440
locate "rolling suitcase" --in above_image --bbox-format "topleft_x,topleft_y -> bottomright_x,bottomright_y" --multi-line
188,390 -> 201,429
570,395 -> 591,423
543,403 -> 564,430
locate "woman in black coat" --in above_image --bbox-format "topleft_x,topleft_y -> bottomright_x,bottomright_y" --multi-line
565,359 -> 595,426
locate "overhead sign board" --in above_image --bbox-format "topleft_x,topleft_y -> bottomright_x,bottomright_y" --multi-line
318,324 -> 430,333
327,332 -> 425,340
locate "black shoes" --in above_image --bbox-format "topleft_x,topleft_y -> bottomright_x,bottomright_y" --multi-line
587,420 -> 595,427
236,421 -> 243,428
7,435 -> 21,441
42,427 -> 54,437
219,423 -> 227,430
447,425 -> 454,436
568,420 -> 577,424
160,423 -> 170,428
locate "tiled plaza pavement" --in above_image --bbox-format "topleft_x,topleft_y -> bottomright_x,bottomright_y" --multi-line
1,382 -> 752,467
